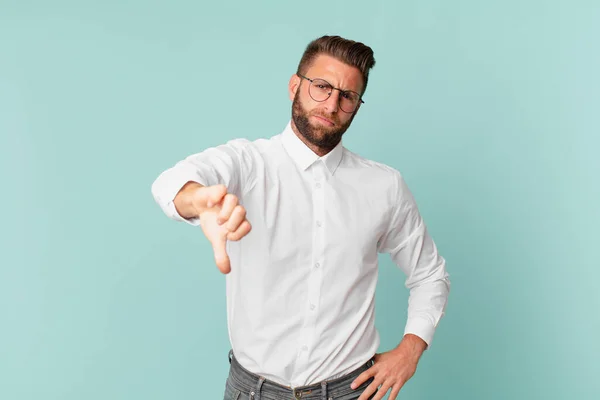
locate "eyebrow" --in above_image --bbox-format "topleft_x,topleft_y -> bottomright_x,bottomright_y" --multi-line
315,77 -> 361,93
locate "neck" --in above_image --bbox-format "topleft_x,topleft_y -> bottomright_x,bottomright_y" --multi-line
290,120 -> 333,157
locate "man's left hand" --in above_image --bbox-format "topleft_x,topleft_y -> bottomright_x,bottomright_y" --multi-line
351,334 -> 427,400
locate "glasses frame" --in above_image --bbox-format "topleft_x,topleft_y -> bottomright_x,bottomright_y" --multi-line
297,73 -> 365,113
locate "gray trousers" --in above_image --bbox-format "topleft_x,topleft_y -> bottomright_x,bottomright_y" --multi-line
223,350 -> 377,400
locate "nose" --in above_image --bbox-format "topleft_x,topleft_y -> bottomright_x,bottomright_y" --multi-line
322,89 -> 340,113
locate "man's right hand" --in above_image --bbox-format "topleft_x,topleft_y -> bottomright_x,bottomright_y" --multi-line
175,182 -> 252,274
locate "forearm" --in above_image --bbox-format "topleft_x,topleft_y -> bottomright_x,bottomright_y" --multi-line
404,276 -> 450,347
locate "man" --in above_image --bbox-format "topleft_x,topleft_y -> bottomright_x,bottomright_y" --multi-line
151,35 -> 450,400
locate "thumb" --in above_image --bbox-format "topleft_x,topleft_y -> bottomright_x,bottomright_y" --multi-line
212,233 -> 231,274
205,184 -> 227,208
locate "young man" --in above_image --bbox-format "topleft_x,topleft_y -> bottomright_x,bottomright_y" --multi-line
151,35 -> 450,400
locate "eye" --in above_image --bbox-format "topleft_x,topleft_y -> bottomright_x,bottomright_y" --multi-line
342,91 -> 359,102
312,79 -> 332,91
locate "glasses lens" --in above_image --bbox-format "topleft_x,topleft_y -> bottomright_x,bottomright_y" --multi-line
339,91 -> 361,113
309,79 -> 332,102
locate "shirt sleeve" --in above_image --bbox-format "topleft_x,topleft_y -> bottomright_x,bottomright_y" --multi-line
150,138 -> 254,226
377,170 -> 451,348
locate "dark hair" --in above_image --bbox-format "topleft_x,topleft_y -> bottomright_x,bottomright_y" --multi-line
296,35 -> 376,94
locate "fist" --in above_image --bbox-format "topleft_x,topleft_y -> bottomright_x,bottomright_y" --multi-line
192,184 -> 251,274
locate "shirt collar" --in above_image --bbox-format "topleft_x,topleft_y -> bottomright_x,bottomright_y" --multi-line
281,121 -> 344,175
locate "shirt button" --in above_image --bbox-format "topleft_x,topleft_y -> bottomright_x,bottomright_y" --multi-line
310,304 -> 315,310
315,262 -> 320,268
302,345 -> 308,351
316,221 -> 322,227
316,182 -> 321,188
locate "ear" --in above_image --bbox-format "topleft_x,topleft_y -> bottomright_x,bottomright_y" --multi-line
288,74 -> 301,101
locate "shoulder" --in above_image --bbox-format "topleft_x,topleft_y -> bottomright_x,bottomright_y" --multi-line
225,132 -> 282,152
341,147 -> 416,207
217,133 -> 282,161
342,147 -> 404,184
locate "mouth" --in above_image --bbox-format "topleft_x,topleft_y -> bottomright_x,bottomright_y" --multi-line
312,114 -> 335,126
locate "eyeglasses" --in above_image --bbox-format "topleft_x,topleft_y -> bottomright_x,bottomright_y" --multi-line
297,73 -> 364,113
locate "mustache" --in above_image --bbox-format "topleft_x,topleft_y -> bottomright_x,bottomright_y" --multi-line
310,110 -> 339,125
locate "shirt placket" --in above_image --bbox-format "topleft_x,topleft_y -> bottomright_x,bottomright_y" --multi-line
293,160 -> 327,385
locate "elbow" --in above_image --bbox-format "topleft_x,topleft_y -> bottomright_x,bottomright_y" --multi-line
150,174 -> 161,203
150,170 -> 169,208
406,256 -> 450,291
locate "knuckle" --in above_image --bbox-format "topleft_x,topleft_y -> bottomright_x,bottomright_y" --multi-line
213,185 -> 227,197
235,205 -> 246,216
225,193 -> 238,202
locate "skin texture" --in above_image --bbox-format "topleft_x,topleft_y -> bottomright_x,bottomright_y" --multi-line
288,54 -> 363,156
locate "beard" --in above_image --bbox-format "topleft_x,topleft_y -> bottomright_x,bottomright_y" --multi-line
291,90 -> 355,153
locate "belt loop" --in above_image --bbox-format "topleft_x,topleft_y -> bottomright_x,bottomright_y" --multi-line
252,376 -> 265,400
321,381 -> 328,400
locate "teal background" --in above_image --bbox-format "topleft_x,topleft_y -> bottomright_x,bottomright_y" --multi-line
1,1 -> 598,399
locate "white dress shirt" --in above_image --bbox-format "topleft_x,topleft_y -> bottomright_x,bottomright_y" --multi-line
151,121 -> 450,388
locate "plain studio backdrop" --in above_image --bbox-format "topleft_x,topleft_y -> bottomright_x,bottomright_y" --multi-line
1,1 -> 598,399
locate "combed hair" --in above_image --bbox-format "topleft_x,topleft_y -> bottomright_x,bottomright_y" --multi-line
297,35 -> 376,94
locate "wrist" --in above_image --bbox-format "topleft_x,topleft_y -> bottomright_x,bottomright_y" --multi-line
175,181 -> 205,219
398,334 -> 427,360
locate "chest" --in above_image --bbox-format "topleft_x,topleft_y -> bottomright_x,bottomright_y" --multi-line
244,162 -> 391,256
